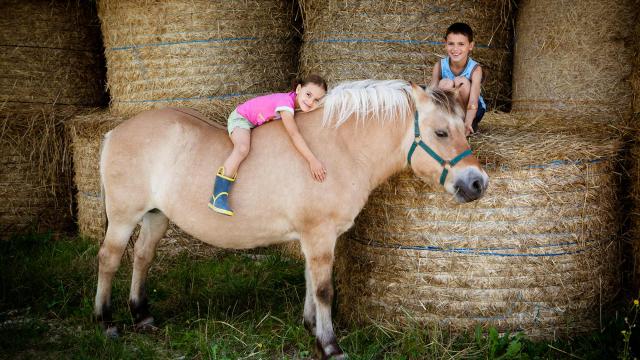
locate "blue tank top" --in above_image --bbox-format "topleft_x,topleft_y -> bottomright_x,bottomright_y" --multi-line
440,57 -> 486,110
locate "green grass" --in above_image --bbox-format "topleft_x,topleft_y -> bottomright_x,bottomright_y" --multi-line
0,233 -> 637,359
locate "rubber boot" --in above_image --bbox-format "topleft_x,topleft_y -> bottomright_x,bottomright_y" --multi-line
208,167 -> 235,216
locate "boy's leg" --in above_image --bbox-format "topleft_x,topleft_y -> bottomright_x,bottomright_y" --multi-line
453,76 -> 471,108
222,128 -> 251,177
438,78 -> 454,90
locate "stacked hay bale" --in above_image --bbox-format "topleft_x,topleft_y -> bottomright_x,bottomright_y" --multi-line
98,0 -> 298,121
335,112 -> 623,338
629,17 -> 640,289
511,0 -> 637,122
0,0 -> 105,238
299,0 -> 514,109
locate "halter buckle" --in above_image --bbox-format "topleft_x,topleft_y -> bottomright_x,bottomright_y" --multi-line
414,136 -> 421,143
442,161 -> 451,170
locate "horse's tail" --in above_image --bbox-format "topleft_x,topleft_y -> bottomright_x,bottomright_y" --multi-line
98,130 -> 112,238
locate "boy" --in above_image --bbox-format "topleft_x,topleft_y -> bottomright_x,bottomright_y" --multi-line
430,22 -> 486,136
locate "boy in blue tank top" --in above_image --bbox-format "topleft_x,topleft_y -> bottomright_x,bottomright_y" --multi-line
430,22 -> 486,136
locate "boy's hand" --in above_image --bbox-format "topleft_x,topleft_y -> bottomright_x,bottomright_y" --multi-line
465,122 -> 474,136
309,158 -> 327,182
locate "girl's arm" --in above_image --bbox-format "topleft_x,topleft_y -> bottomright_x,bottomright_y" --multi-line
280,111 -> 326,182
464,66 -> 483,135
430,61 -> 441,88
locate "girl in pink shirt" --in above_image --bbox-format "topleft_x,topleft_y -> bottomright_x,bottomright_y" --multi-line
209,75 -> 328,216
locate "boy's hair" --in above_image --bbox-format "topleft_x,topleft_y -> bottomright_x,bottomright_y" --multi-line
445,22 -> 474,43
292,74 -> 328,92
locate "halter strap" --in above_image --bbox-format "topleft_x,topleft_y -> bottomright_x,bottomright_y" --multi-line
407,112 -> 473,186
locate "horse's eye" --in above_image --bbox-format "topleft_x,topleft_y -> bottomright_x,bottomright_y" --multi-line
435,130 -> 448,138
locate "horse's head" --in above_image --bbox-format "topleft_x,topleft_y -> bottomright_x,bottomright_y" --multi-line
406,83 -> 488,203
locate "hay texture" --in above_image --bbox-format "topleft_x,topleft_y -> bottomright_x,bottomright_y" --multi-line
98,0 -> 298,119
68,111 -> 218,255
0,0 -> 105,106
0,1 -> 106,238
299,0 -> 514,109
511,0 -> 638,122
0,103 -> 82,239
335,112 -> 624,339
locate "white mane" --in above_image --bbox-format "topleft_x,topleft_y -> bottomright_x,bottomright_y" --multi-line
321,79 -> 413,128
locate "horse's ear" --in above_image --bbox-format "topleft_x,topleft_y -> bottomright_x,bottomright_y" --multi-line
409,82 -> 429,104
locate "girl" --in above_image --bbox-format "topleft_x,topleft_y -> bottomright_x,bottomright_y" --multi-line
209,75 -> 328,216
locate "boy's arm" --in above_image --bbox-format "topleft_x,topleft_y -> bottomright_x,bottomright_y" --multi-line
464,66 -> 483,134
280,111 -> 326,182
430,61 -> 441,88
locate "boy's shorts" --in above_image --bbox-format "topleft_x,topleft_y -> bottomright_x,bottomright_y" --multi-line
472,101 -> 486,132
227,109 -> 255,135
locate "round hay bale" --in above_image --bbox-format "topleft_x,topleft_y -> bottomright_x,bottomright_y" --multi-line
511,0 -> 637,122
0,103 -> 82,239
0,0 -> 105,106
68,111 -> 220,255
299,0 -> 514,109
98,0 -> 299,120
335,112 -> 624,339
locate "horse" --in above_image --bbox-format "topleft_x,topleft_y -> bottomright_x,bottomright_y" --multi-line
94,80 -> 488,359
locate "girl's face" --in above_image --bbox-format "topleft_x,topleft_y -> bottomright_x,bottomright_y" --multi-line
295,83 -> 326,112
445,33 -> 474,64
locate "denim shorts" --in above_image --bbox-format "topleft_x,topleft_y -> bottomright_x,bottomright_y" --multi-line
227,109 -> 255,135
472,101 -> 486,132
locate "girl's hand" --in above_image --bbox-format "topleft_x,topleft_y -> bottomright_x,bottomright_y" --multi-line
309,158 -> 327,182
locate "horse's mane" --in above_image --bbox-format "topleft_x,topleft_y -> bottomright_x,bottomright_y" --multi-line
321,79 -> 460,128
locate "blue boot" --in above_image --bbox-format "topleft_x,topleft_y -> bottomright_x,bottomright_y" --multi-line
208,167 -> 235,216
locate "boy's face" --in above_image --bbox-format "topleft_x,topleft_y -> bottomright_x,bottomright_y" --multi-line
445,33 -> 474,64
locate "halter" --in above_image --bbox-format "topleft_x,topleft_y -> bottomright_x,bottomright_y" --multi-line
407,111 -> 473,186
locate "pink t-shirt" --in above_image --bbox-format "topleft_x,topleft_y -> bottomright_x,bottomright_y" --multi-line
236,91 -> 296,126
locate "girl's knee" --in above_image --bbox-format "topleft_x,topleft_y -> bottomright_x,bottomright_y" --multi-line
234,142 -> 251,158
438,78 -> 454,90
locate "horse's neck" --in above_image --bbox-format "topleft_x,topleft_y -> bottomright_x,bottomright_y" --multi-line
337,116 -> 409,192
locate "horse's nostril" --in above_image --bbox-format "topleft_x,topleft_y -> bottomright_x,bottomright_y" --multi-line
472,179 -> 482,194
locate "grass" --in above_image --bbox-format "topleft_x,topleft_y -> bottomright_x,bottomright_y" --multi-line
0,233 -> 637,359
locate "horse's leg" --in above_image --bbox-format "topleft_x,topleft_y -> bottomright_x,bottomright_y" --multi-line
129,210 -> 168,330
303,266 -> 317,335
94,219 -> 138,338
300,225 -> 345,360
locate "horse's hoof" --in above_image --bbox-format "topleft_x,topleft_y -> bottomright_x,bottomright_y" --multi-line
316,339 -> 345,360
105,325 -> 119,339
134,316 -> 157,332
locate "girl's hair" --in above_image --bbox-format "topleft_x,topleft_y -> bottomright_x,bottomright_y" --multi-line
292,74 -> 328,92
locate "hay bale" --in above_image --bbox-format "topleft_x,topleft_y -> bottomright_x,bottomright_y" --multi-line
299,0 -> 514,109
0,103 -> 82,239
98,0 -> 299,120
68,111 -> 219,255
335,112 -> 624,339
0,1 -> 106,238
0,0 -> 105,105
511,0 -> 638,122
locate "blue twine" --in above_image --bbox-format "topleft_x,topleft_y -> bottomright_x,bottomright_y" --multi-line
115,92 -> 253,104
110,37 -> 257,51
356,238 -> 591,257
307,37 -> 491,49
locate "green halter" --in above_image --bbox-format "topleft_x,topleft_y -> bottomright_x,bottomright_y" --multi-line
407,111 -> 473,186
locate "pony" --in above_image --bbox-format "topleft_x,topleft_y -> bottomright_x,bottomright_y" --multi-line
94,80 -> 488,359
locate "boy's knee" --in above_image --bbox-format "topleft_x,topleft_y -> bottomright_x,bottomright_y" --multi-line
438,78 -> 454,90
454,76 -> 470,89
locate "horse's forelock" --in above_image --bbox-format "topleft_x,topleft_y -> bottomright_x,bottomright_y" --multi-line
428,88 -> 463,118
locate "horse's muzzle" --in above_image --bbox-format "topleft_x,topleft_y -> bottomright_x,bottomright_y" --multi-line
453,170 -> 488,203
